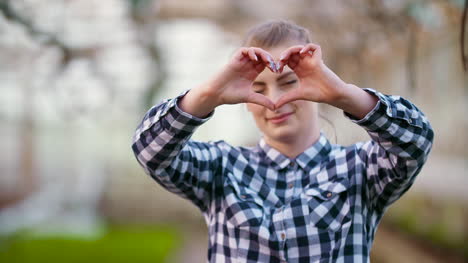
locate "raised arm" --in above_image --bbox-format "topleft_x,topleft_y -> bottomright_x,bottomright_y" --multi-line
131,47 -> 278,211
275,43 -> 434,212
131,94 -> 221,211
343,88 -> 434,212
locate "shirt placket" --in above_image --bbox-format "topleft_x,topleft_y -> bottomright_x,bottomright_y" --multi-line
274,162 -> 298,263
284,161 -> 297,204
272,205 -> 288,262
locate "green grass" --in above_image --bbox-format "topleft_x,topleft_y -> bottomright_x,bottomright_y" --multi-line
0,224 -> 181,263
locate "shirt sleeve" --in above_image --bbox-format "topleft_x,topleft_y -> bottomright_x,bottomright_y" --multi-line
344,88 -> 434,213
131,90 -> 223,211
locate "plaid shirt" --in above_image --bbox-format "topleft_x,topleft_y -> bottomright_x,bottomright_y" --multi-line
131,88 -> 434,263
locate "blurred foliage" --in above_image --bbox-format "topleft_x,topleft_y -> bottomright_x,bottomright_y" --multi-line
384,195 -> 468,260
0,224 -> 181,263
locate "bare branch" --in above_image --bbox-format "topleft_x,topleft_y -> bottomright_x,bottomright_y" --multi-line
0,0 -> 99,65
0,0 -> 72,59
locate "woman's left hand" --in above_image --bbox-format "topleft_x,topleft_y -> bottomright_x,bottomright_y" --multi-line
275,43 -> 348,108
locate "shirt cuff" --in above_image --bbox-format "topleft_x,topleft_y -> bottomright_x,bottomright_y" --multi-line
173,92 -> 214,122
343,88 -> 422,131
163,90 -> 214,135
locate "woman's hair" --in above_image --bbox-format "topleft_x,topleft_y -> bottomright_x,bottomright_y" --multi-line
242,20 -> 311,48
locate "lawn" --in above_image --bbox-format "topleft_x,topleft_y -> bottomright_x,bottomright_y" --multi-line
0,224 -> 181,263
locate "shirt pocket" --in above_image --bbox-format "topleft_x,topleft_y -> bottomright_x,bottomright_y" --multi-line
304,178 -> 351,232
223,175 -> 265,228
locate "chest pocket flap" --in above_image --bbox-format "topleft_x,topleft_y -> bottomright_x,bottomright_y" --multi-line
304,178 -> 351,232
223,173 -> 264,227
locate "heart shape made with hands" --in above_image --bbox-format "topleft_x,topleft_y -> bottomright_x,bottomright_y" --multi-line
249,45 -> 318,74
244,43 -> 327,110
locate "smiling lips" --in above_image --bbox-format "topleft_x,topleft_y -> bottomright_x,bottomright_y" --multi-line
267,112 -> 294,124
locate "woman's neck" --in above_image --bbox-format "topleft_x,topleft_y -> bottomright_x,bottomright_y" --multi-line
264,127 -> 321,159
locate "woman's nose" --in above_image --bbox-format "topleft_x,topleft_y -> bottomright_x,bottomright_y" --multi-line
264,87 -> 288,112
267,87 -> 284,103
268,90 -> 284,103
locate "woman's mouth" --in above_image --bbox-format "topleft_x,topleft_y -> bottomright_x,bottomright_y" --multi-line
267,112 -> 294,124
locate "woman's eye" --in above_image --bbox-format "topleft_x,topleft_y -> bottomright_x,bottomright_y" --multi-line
283,80 -> 297,85
253,89 -> 264,94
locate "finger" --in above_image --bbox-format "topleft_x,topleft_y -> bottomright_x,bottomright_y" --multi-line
279,45 -> 304,62
275,88 -> 305,109
239,54 -> 250,64
252,48 -> 277,73
246,92 -> 275,111
277,45 -> 303,72
300,43 -> 322,59
276,61 -> 283,73
247,48 -> 258,62
286,54 -> 301,69
299,43 -> 320,54
235,48 -> 249,60
290,53 -> 301,64
278,58 -> 294,73
276,60 -> 288,73
287,61 -> 297,70
254,62 -> 267,72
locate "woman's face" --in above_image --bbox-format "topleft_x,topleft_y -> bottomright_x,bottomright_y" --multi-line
247,45 -> 318,144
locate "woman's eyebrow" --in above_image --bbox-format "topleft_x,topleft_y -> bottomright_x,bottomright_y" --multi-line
277,72 -> 295,81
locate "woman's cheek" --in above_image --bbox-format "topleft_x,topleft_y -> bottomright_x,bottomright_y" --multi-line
247,104 -> 265,123
246,102 -> 260,113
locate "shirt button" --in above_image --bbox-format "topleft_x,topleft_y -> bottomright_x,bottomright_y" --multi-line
326,192 -> 332,198
281,233 -> 286,240
240,195 -> 246,199
289,162 -> 295,167
288,183 -> 294,189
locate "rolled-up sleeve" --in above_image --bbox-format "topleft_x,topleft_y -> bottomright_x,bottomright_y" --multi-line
344,88 -> 434,213
131,90 -> 222,211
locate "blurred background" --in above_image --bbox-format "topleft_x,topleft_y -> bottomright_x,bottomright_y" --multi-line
0,0 -> 467,262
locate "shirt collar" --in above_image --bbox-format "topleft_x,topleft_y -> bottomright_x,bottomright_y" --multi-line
257,132 -> 332,170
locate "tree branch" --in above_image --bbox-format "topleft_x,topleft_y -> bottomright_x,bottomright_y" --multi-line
0,0 -> 100,65
0,0 -> 72,61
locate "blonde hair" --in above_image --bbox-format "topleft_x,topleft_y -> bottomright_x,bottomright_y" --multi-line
242,20 -> 311,48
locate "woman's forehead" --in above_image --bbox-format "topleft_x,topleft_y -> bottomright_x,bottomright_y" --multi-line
262,41 -> 306,58
263,45 -> 291,59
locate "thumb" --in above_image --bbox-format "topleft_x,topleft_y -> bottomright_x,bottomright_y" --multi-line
275,89 -> 304,109
245,92 -> 275,111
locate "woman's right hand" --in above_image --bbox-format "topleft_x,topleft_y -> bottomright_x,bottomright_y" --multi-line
178,47 -> 277,118
208,47 -> 277,110
179,47 -> 278,118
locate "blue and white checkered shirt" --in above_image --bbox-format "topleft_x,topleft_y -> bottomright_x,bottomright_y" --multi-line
131,88 -> 434,263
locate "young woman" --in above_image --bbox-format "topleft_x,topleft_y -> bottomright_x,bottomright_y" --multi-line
131,20 -> 434,263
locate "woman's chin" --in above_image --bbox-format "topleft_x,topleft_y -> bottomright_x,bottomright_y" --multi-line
266,127 -> 299,143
